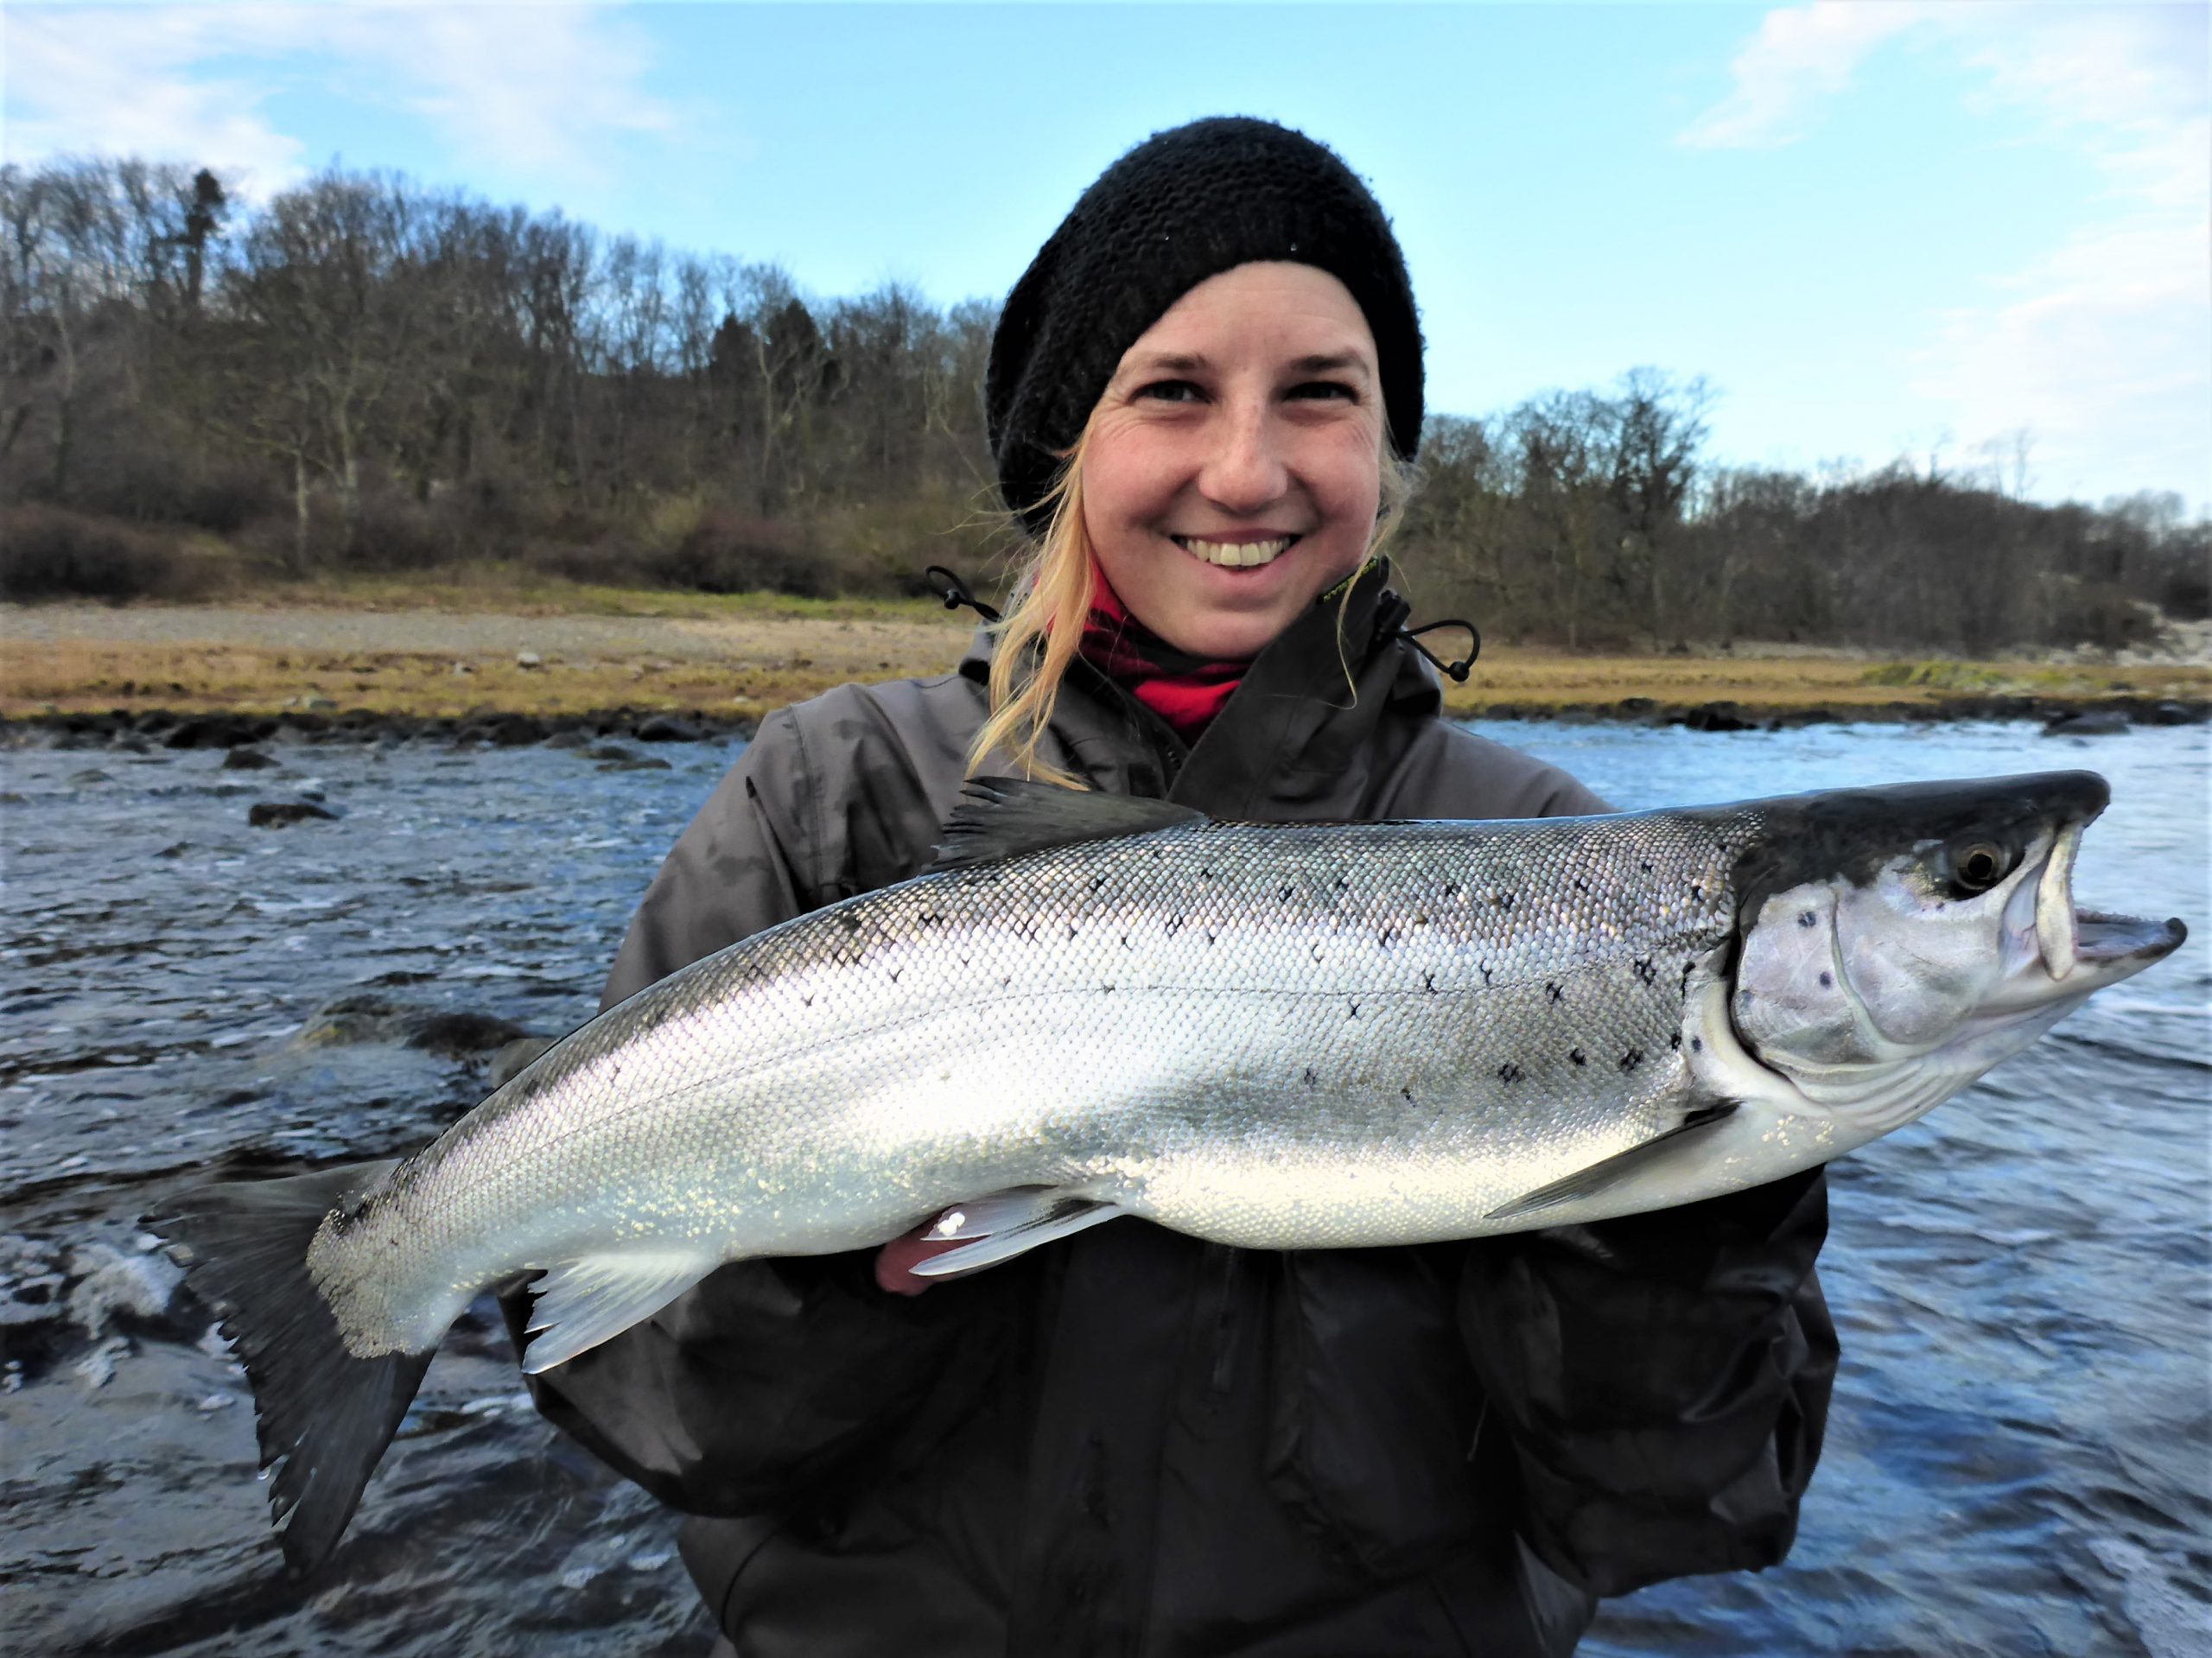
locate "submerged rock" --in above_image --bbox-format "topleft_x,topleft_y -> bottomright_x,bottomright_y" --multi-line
292,993 -> 531,1058
1678,701 -> 1756,733
634,714 -> 704,743
248,800 -> 339,828
221,746 -> 281,771
2043,711 -> 2130,738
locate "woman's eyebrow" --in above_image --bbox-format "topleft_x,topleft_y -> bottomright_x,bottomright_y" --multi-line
1288,353 -> 1373,378
1122,350 -> 1210,376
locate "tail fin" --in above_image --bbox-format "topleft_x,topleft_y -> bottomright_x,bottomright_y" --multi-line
150,1160 -> 435,1574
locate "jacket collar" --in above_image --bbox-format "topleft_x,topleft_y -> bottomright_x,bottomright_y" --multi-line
957,559 -> 1441,820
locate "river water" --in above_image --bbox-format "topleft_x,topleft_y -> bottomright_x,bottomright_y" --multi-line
1,718 -> 2205,1657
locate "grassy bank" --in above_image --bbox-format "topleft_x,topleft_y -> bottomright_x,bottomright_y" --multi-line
3,576 -> 2208,721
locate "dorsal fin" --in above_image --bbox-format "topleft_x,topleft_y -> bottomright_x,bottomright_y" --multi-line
932,778 -> 1207,871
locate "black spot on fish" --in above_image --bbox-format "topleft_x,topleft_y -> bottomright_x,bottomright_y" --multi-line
1205,930 -> 1217,945
1633,958 -> 1657,986
1691,884 -> 1704,902
887,968 -> 901,982
1573,878 -> 1589,893
1280,884 -> 1294,902
1165,917 -> 1182,937
1620,1049 -> 1642,1070
1570,1047 -> 1586,1066
1090,875 -> 1105,893
1669,1032 -> 1682,1050
1423,971 -> 1437,994
1347,1001 -> 1361,1019
1546,981 -> 1563,1002
1303,1067 -> 1318,1087
1480,964 -> 1495,984
1067,923 -> 1079,939
1444,881 -> 1461,898
1335,876 -> 1350,892
1496,891 -> 1514,910
1799,910 -> 1818,929
1691,1036 -> 1703,1051
802,994 -> 814,1007
1640,861 -> 1653,873
840,913 -> 862,933
1498,1062 -> 1522,1084
1313,943 -> 1325,963
1377,926 -> 1397,949
1402,1087 -> 1415,1103
1819,970 -> 1834,988
1121,934 -> 1131,950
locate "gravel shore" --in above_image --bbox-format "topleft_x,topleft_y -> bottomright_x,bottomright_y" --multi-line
1,602 -> 976,677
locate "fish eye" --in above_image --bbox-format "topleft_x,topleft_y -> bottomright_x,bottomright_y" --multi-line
1943,839 -> 2016,898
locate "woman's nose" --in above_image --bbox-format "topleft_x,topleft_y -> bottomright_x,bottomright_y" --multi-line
1197,402 -> 1290,512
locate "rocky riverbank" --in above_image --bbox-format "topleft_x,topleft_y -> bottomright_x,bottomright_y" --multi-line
3,692 -> 2205,759
5,599 -> 2209,735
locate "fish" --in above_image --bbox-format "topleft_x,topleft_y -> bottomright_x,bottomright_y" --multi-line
152,769 -> 2184,1572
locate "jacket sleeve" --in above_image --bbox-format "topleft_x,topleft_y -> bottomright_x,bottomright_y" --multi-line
504,709 -> 986,1516
1457,1167 -> 1837,1596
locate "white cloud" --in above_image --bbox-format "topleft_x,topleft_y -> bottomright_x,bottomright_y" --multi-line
1678,1 -> 1929,150
1687,3 -> 2210,506
1910,162 -> 2210,506
2,9 -> 308,193
1,3 -> 677,198
386,9 -> 675,175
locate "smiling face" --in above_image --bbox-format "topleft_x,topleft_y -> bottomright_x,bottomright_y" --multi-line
1079,262 -> 1386,661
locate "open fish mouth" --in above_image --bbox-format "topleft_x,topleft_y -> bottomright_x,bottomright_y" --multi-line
2031,822 -> 2185,981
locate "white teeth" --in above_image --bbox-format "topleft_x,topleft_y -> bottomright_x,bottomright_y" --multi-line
1178,537 -> 1292,569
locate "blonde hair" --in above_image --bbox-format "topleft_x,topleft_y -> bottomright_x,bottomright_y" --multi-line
969,424 -> 1416,783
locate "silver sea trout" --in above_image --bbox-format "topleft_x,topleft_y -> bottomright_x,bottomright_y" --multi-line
154,770 -> 2184,1572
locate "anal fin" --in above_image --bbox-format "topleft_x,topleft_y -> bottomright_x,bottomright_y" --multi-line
1486,1102 -> 1743,1225
906,1187 -> 1123,1276
523,1250 -> 718,1372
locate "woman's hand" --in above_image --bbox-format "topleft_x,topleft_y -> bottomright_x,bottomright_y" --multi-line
874,1221 -> 971,1295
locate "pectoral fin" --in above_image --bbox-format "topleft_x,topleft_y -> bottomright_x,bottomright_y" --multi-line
522,1250 -> 718,1372
1486,1102 -> 1743,1225
906,1187 -> 1124,1276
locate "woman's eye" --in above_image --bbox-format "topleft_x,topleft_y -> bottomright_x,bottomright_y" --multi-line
1287,380 -> 1357,402
1137,379 -> 1203,403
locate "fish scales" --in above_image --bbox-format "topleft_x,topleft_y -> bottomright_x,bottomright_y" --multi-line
312,811 -> 1754,1350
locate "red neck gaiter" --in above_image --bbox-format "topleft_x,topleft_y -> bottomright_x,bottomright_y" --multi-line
1077,580 -> 1249,743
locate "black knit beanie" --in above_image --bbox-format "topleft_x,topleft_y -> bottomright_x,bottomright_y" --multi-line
987,117 -> 1424,535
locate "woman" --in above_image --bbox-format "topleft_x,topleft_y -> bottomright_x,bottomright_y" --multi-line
515,118 -> 1835,1657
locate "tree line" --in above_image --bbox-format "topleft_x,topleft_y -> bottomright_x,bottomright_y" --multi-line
4,156 -> 2203,652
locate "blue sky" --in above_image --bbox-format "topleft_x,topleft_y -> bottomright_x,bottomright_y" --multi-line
6,2 -> 2206,511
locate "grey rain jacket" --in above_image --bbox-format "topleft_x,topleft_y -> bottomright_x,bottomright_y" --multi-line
511,563 -> 1837,1657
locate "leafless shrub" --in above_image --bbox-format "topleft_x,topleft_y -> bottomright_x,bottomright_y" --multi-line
0,504 -> 200,600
